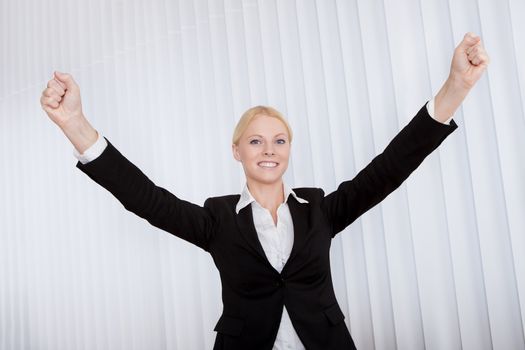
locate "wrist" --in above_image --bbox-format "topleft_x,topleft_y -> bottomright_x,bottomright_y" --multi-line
434,76 -> 470,121
447,72 -> 474,92
60,115 -> 99,154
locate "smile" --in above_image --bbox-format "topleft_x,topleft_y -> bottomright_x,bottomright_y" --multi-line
258,161 -> 278,168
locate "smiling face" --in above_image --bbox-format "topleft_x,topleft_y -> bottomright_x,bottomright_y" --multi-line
232,114 -> 291,187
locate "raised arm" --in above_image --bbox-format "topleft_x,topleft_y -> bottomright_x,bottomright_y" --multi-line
75,137 -> 217,251
321,32 -> 489,236
40,72 -> 217,251
321,104 -> 457,236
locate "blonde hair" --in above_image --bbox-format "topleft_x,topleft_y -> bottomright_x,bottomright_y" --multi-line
232,106 -> 293,145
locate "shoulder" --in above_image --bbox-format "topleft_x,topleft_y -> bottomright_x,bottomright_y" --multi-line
292,186 -> 325,203
204,194 -> 240,212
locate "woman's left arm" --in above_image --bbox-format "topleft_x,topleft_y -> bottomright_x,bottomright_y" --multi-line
321,32 -> 489,236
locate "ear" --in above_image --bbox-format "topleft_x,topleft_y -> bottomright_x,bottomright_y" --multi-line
232,143 -> 241,162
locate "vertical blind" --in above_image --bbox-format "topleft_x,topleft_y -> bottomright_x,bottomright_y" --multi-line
1,0 -> 524,349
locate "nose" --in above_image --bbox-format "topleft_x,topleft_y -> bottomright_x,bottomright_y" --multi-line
264,144 -> 275,156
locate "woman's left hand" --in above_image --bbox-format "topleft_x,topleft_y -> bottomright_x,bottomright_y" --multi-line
449,32 -> 490,90
434,32 -> 490,121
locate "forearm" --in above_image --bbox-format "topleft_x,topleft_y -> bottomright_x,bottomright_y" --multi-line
60,114 -> 99,154
433,76 -> 471,123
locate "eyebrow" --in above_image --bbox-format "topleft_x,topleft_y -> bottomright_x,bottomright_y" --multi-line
248,133 -> 288,138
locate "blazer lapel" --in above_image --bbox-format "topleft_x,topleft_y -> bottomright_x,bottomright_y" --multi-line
234,205 -> 276,270
233,192 -> 312,274
283,195 -> 311,272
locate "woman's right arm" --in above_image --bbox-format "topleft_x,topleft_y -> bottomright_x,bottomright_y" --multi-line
40,72 -> 217,251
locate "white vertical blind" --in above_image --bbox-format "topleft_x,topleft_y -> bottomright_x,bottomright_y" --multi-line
1,0 -> 524,349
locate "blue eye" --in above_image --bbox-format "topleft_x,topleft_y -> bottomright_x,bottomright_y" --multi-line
276,139 -> 286,144
250,139 -> 261,144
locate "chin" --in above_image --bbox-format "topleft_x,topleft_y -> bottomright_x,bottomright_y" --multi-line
244,165 -> 288,185
249,175 -> 284,185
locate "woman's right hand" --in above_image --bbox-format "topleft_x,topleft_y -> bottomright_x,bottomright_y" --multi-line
41,71 -> 99,154
40,71 -> 84,128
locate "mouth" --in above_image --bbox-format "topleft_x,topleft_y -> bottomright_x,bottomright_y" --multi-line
258,161 -> 279,169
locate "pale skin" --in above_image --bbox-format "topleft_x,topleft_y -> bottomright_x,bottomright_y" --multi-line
41,32 -> 489,224
232,116 -> 291,224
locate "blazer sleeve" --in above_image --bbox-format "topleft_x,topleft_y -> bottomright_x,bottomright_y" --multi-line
75,137 -> 217,251
321,103 -> 458,237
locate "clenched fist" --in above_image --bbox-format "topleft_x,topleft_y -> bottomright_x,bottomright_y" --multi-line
449,32 -> 490,90
40,71 -> 83,128
41,71 -> 98,154
434,32 -> 490,121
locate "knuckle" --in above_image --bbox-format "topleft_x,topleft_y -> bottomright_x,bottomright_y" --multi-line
51,87 -> 62,96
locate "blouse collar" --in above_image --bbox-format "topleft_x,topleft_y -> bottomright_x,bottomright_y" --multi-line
235,182 -> 309,214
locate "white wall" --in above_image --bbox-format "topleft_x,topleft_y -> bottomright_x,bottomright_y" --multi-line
1,0 -> 524,349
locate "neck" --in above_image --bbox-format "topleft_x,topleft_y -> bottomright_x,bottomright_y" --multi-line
246,179 -> 285,211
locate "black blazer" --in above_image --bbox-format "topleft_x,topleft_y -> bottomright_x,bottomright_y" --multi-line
76,104 -> 457,349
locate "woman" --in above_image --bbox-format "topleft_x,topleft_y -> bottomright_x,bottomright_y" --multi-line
40,33 -> 488,349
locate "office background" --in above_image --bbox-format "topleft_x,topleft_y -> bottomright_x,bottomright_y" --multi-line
1,0 -> 524,349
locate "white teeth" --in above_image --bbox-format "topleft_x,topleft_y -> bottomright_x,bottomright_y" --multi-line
259,162 -> 278,168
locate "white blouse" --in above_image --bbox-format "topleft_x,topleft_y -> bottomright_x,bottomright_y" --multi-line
235,182 -> 309,349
